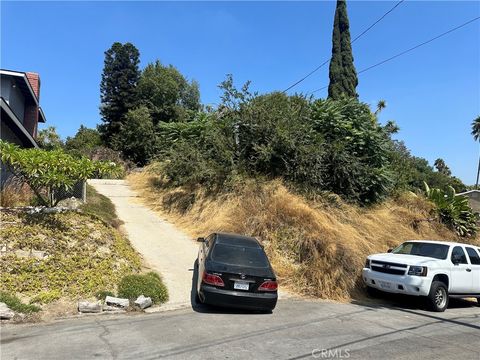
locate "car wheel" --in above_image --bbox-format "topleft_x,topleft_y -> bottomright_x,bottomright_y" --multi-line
427,281 -> 449,312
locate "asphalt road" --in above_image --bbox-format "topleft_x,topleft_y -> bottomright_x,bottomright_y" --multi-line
1,297 -> 479,360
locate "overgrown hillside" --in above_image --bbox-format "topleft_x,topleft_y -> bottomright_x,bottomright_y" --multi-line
129,171 -> 478,301
0,210 -> 141,300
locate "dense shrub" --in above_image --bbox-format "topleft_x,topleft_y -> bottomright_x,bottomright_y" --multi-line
117,272 -> 168,304
129,75 -> 466,206
235,93 -> 326,188
310,98 -> 392,204
156,112 -> 236,187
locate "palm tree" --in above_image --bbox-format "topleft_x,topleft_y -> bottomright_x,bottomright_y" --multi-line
434,158 -> 451,176
375,100 -> 387,116
471,116 -> 480,188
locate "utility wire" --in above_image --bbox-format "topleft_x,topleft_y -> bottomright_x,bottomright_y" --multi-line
309,16 -> 480,95
282,0 -> 405,93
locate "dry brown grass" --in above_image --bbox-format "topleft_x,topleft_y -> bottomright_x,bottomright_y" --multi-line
128,171 -> 479,301
0,179 -> 34,207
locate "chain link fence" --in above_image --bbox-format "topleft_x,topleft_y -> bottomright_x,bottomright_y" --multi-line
54,181 -> 86,203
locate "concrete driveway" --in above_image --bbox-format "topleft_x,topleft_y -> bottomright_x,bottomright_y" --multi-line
1,298 -> 479,359
88,179 -> 199,310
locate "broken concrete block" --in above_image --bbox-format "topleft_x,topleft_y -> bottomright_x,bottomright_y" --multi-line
134,295 -> 152,309
0,302 -> 15,320
78,301 -> 102,313
105,296 -> 129,308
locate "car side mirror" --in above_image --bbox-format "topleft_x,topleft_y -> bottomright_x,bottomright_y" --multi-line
452,254 -> 461,265
387,248 -> 393,253
197,237 -> 205,243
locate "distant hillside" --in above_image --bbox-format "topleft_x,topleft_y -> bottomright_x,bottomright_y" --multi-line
129,171 -> 479,300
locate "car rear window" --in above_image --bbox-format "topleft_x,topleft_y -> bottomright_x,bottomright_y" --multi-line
211,243 -> 270,268
392,242 -> 449,260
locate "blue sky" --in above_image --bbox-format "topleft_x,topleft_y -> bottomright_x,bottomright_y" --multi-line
1,1 -> 479,184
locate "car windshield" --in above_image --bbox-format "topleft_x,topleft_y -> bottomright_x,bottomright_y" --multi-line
211,243 -> 270,268
392,242 -> 449,260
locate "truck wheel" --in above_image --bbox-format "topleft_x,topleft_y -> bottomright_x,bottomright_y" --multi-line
427,281 -> 449,312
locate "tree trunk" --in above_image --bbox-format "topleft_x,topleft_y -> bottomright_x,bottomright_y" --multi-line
476,155 -> 480,189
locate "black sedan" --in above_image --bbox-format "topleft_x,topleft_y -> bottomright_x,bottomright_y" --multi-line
195,232 -> 278,312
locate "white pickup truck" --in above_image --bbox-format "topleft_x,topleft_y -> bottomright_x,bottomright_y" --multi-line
363,240 -> 480,312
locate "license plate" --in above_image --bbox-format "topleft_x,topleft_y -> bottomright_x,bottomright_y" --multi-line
379,281 -> 392,289
234,281 -> 249,291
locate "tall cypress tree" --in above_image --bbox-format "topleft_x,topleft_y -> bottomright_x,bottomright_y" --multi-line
99,42 -> 140,146
328,0 -> 358,100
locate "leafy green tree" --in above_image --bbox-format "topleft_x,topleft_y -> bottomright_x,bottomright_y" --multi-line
65,125 -> 102,157
114,106 -> 157,166
328,0 -> 358,100
99,42 -> 141,146
387,141 -> 465,193
136,60 -> 200,124
36,126 -> 64,150
0,140 -> 120,207
471,116 -> 480,188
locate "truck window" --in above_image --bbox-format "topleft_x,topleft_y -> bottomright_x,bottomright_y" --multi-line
466,247 -> 480,265
451,246 -> 468,264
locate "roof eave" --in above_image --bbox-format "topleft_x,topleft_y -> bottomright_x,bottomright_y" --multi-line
38,107 -> 46,123
0,69 -> 39,106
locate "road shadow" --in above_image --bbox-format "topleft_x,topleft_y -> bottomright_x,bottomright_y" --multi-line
189,259 -> 272,315
352,289 -> 479,312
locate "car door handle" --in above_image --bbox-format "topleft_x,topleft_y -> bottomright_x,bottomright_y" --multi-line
466,268 -> 472,272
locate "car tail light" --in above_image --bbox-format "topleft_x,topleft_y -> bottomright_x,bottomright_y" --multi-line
202,272 -> 225,287
258,280 -> 278,291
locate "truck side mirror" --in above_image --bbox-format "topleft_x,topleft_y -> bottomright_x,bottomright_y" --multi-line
197,237 -> 205,242
387,248 -> 393,253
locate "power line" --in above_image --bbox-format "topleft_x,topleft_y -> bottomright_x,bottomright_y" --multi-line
309,16 -> 480,95
282,0 -> 405,93
351,0 -> 405,43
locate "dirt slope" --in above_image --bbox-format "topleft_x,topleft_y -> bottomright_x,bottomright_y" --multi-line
128,172 -> 479,301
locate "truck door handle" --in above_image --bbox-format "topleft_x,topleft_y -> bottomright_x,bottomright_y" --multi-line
466,268 -> 472,272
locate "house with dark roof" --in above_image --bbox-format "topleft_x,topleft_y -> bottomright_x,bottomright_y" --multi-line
1,69 -> 47,185
1,69 -> 46,148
